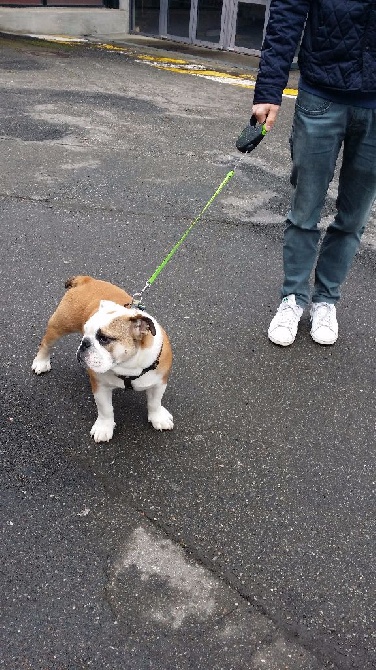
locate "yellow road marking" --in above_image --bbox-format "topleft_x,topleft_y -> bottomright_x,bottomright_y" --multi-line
26,35 -> 298,98
140,59 -> 298,97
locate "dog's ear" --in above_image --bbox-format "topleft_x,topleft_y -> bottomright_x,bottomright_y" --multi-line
130,315 -> 156,339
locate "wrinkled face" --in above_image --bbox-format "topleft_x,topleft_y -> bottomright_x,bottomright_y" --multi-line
76,300 -> 156,374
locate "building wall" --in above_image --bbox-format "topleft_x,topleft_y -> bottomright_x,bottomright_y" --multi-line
0,5 -> 129,37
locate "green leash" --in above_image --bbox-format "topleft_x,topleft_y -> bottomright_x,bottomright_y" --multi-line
131,118 -> 267,308
131,169 -> 235,307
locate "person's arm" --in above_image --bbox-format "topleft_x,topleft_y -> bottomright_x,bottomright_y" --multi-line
252,0 -> 311,128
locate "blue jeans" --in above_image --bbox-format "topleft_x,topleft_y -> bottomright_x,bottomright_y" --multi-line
282,90 -> 376,307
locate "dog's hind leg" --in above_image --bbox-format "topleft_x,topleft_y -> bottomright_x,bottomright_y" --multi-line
32,304 -> 79,375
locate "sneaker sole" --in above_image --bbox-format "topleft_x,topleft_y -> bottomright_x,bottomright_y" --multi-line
268,332 -> 295,346
310,331 -> 338,345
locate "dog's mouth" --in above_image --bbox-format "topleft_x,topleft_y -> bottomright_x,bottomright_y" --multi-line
76,337 -> 91,367
76,340 -> 113,374
76,347 -> 88,367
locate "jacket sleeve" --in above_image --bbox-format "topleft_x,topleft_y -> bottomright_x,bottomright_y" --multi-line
253,0 -> 311,105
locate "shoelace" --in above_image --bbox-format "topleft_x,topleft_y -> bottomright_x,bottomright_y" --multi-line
312,304 -> 335,328
277,301 -> 300,325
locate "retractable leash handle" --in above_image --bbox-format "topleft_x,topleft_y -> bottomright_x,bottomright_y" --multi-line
236,114 -> 267,153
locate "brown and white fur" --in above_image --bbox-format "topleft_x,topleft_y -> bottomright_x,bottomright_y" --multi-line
32,276 -> 173,442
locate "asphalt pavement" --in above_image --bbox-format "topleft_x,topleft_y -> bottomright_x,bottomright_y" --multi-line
0,34 -> 375,670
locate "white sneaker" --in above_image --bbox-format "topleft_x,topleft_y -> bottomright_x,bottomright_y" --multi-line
268,295 -> 303,346
310,302 -> 338,345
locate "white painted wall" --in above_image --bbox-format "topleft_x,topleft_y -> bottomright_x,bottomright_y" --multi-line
0,7 -> 130,38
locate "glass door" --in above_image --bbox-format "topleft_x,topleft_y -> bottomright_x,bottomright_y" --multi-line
166,0 -> 191,38
133,0 -> 270,53
224,0 -> 269,54
160,0 -> 225,47
195,0 -> 224,44
235,0 -> 265,51
134,0 -> 161,35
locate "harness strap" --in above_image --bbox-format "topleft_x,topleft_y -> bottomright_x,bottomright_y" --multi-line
116,344 -> 163,388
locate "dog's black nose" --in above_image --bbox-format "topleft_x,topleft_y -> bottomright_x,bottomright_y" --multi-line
80,337 -> 91,351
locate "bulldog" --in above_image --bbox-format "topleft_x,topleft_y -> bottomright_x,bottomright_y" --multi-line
32,275 -> 173,442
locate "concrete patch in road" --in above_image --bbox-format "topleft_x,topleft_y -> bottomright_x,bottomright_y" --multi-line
108,526 -> 217,629
106,523 -> 328,669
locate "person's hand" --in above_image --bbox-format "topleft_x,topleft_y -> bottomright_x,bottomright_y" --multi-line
252,103 -> 280,131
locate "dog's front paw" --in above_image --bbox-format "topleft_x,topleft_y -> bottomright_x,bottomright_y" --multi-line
148,406 -> 174,431
90,418 -> 116,442
32,356 -> 51,375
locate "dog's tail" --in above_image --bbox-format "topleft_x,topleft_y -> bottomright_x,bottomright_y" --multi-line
64,275 -> 92,290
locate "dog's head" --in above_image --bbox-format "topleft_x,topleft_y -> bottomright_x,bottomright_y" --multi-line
77,300 -> 156,374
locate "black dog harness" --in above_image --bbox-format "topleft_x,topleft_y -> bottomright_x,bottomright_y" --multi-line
116,344 -> 163,388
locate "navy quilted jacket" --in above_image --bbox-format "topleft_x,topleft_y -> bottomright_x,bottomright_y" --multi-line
253,0 -> 376,105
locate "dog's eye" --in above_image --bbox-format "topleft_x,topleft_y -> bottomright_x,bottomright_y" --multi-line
96,330 -> 115,346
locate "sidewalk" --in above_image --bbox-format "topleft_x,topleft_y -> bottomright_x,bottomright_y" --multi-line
0,29 -> 301,90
